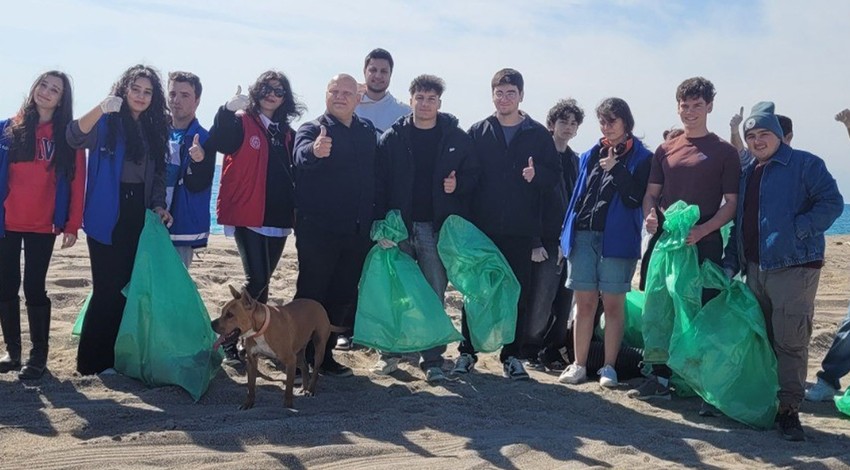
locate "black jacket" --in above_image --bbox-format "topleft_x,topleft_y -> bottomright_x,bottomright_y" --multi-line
468,114 -> 561,237
293,113 -> 381,236
378,113 -> 478,231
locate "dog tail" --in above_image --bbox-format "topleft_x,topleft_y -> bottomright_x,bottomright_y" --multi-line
329,325 -> 348,334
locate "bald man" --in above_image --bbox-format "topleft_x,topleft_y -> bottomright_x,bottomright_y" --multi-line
293,74 -> 383,377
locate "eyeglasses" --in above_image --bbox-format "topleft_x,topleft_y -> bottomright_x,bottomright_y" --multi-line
493,90 -> 519,100
260,84 -> 286,98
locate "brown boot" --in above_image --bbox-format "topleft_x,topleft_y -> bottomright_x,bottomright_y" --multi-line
19,301 -> 50,380
0,299 -> 22,373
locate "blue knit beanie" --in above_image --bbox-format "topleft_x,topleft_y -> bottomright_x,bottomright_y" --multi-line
743,101 -> 783,140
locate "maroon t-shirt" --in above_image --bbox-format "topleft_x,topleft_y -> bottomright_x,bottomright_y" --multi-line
649,133 -> 740,223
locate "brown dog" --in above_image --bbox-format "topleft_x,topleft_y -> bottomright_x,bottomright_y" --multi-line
211,286 -> 343,410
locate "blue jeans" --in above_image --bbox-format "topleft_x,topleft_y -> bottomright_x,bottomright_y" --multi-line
382,222 -> 447,370
818,303 -> 850,390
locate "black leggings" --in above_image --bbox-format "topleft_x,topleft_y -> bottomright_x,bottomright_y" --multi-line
233,227 -> 286,304
77,183 -> 145,375
0,231 -> 56,306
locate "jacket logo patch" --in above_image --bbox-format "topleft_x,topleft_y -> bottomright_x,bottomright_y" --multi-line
449,147 -> 456,152
250,136 -> 262,150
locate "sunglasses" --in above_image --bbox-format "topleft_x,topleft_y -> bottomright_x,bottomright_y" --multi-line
260,84 -> 286,98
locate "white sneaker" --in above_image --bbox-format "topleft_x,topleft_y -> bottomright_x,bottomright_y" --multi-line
451,353 -> 476,375
370,356 -> 400,375
598,365 -> 618,388
335,336 -> 351,350
558,363 -> 587,384
805,377 -> 838,402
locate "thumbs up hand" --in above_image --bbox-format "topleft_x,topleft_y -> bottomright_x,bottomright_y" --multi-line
599,146 -> 619,172
189,134 -> 204,162
100,96 -> 123,114
225,85 -> 249,112
444,170 -> 457,194
313,125 -> 332,158
730,106 -> 744,130
645,207 -> 659,234
522,156 -> 535,182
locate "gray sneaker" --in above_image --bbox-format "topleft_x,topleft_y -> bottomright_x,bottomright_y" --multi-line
626,376 -> 671,400
451,353 -> 476,375
425,367 -> 447,383
502,356 -> 530,381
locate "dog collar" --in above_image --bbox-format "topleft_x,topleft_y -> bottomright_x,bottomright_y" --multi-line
248,304 -> 272,339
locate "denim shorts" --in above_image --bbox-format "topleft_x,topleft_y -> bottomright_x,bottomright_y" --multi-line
566,230 -> 637,294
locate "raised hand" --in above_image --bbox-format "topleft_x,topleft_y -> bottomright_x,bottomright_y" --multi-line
444,170 -> 457,194
522,157 -> 535,182
313,125 -> 332,158
189,134 -> 204,162
835,109 -> 850,127
645,207 -> 659,234
730,106 -> 744,129
599,146 -> 619,172
225,85 -> 249,112
100,96 -> 123,114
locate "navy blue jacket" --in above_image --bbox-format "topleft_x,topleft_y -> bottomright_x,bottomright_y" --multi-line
467,114 -> 561,238
168,118 -> 214,247
293,113 -> 382,236
377,113 -> 478,231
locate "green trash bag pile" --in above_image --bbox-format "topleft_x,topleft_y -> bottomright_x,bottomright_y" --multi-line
73,211 -> 222,401
642,201 -> 779,428
354,210 -> 462,352
437,215 -> 519,353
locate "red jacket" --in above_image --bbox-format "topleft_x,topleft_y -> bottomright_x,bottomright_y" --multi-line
4,122 -> 85,235
216,113 -> 270,227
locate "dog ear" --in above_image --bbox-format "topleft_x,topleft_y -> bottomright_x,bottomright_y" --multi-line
240,287 -> 255,309
229,285 -> 241,299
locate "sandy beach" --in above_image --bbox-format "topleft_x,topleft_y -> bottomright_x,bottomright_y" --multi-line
0,233 -> 848,469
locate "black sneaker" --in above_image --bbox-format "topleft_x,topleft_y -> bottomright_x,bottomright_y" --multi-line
222,341 -> 244,367
777,410 -> 805,442
320,358 -> 354,378
523,357 -> 546,372
699,401 -> 721,417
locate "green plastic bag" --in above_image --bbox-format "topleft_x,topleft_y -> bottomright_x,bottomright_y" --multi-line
641,201 -> 703,364
114,210 -> 222,402
437,215 -> 519,353
668,261 -> 779,428
353,210 -> 462,353
597,290 -> 645,349
71,292 -> 92,337
836,388 -> 850,416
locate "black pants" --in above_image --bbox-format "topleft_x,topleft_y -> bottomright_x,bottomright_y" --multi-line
0,231 -> 56,306
77,183 -> 145,375
233,227 -> 286,304
538,265 -> 574,363
459,234 -> 533,362
294,222 -> 372,360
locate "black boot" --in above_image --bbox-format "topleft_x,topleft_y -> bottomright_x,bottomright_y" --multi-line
19,301 -> 50,380
0,299 -> 22,373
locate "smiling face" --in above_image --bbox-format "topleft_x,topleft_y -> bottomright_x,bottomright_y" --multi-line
745,128 -> 781,163
32,74 -> 64,112
492,84 -> 522,117
677,97 -> 712,134
126,77 -> 153,118
410,89 -> 441,123
258,79 -> 285,117
364,58 -> 392,95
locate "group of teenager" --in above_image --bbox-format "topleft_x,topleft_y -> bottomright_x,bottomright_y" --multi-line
0,48 -> 847,443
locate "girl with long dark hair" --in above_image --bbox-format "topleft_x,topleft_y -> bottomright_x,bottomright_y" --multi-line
0,71 -> 86,379
209,71 -> 305,362
67,64 -> 171,375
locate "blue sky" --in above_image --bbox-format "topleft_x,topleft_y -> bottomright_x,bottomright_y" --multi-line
3,0 -> 849,195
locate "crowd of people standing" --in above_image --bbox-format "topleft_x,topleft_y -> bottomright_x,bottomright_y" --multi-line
0,48 -> 847,443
